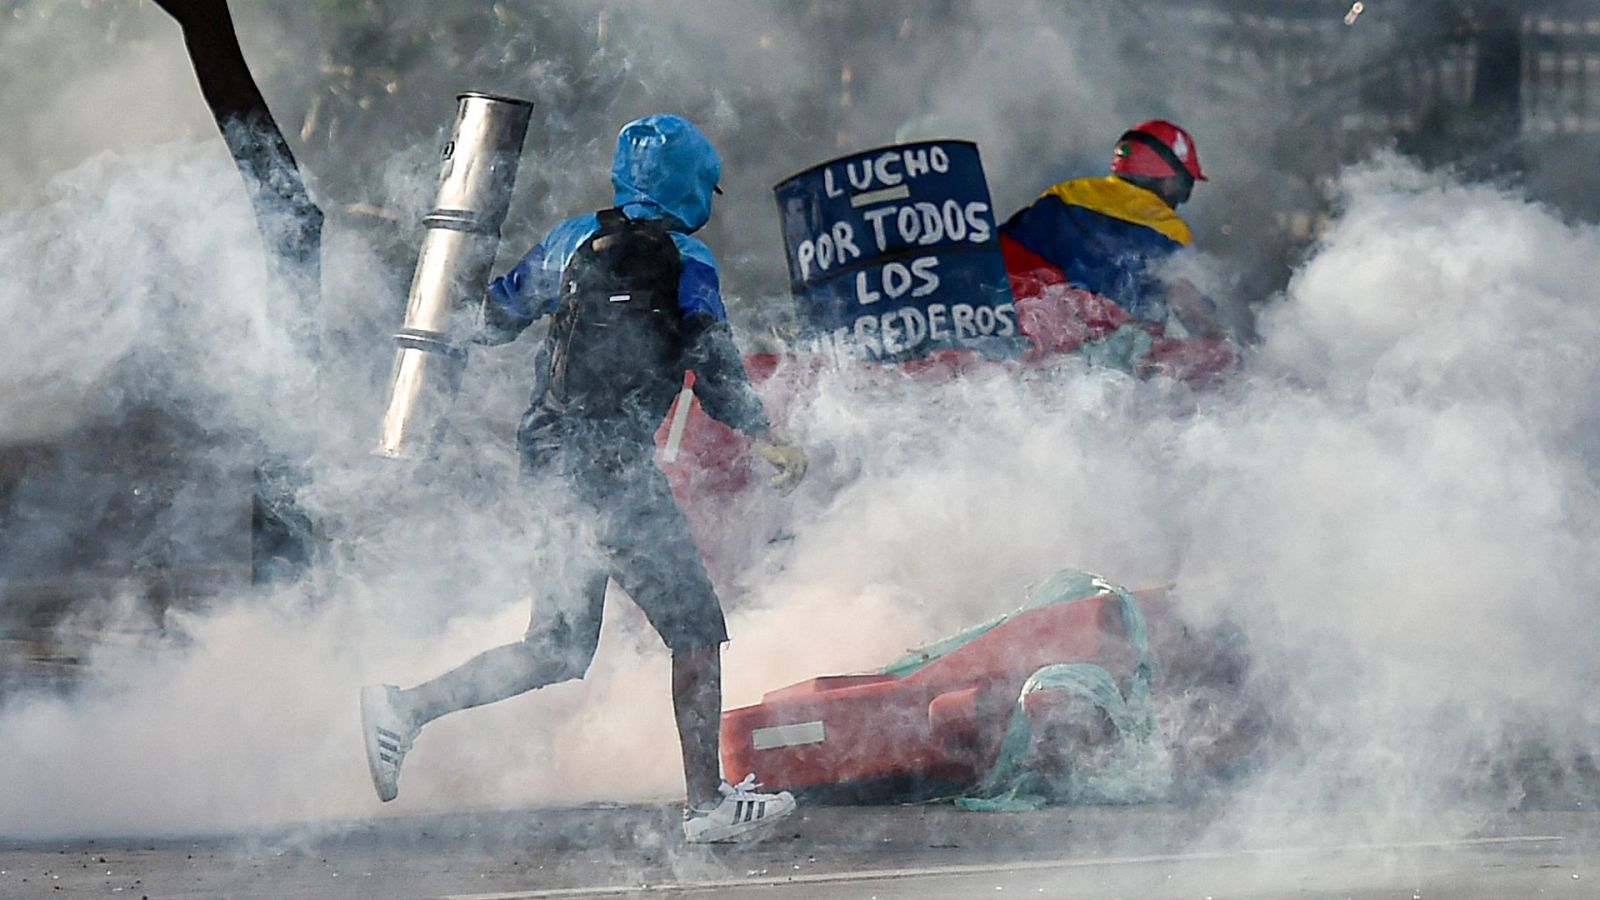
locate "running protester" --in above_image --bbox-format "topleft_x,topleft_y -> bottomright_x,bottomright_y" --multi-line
360,113 -> 807,844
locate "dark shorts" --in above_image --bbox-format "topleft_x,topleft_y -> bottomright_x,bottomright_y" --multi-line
519,440 -> 728,658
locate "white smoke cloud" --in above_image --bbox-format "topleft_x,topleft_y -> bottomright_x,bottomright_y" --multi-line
0,146 -> 274,443
0,0 -> 1595,851
1184,158 -> 1600,843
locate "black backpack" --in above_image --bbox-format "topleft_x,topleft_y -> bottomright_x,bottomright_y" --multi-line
541,208 -> 687,430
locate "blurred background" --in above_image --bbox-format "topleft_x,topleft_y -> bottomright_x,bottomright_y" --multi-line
2,0 -> 1598,688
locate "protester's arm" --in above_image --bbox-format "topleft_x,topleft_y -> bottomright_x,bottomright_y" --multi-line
1166,277 -> 1227,341
1155,246 -> 1229,341
682,315 -> 809,495
475,247 -> 545,345
675,236 -> 806,493
680,313 -> 771,438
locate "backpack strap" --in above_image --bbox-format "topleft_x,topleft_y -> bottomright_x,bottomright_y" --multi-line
594,206 -> 629,233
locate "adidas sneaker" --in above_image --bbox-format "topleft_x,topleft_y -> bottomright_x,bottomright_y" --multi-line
682,774 -> 796,844
360,684 -> 417,802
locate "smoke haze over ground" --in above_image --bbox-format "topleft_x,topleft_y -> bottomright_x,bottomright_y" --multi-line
0,0 -> 1596,849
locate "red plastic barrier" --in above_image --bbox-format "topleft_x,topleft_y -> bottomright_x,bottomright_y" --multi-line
719,587 -> 1266,796
720,591 -> 1140,792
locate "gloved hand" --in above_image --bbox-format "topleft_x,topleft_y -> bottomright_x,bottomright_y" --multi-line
752,429 -> 808,496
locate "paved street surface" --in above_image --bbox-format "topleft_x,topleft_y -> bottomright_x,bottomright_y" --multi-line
0,807 -> 1593,899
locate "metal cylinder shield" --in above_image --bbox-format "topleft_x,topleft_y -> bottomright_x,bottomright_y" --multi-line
377,92 -> 534,459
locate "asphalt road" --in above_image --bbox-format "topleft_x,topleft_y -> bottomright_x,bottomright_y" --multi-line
0,807 -> 1593,899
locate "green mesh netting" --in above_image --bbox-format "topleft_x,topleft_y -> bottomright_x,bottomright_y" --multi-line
1079,323 -> 1155,374
955,570 -> 1173,811
878,570 -> 1115,680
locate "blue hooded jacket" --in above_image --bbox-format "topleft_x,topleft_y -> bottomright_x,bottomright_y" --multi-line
481,114 -> 769,438
484,113 -> 728,330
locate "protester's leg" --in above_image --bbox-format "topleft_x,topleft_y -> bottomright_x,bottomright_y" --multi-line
674,639 -> 797,843
594,462 -> 795,841
364,576 -> 602,803
399,569 -> 607,727
671,644 -> 723,809
360,458 -> 606,803
595,465 -> 729,804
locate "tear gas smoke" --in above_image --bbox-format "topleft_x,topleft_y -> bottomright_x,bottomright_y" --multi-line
0,0 -> 1596,850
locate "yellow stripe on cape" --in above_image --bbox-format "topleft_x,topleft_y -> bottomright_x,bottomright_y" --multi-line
1041,176 -> 1192,246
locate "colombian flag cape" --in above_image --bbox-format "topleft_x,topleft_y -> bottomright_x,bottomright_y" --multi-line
999,176 -> 1230,380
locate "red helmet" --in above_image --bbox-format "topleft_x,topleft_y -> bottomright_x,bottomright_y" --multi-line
1111,120 -> 1206,182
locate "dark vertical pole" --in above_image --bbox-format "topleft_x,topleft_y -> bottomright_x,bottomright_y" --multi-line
153,0 -> 323,317
1470,2 -> 1525,177
1393,0 -> 1525,179
153,0 -> 323,583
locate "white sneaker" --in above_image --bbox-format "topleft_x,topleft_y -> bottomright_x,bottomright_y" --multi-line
682,774 -> 796,844
360,684 -> 417,802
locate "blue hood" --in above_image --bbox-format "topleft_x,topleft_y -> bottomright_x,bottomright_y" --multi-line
611,114 -> 721,233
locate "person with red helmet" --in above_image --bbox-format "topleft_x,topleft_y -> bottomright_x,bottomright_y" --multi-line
999,120 -> 1232,380
1109,119 -> 1207,209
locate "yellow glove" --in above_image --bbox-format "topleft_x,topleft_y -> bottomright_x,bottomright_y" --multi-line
752,430 -> 808,496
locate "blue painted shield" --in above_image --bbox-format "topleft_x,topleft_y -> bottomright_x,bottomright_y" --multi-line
774,140 -> 1019,362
